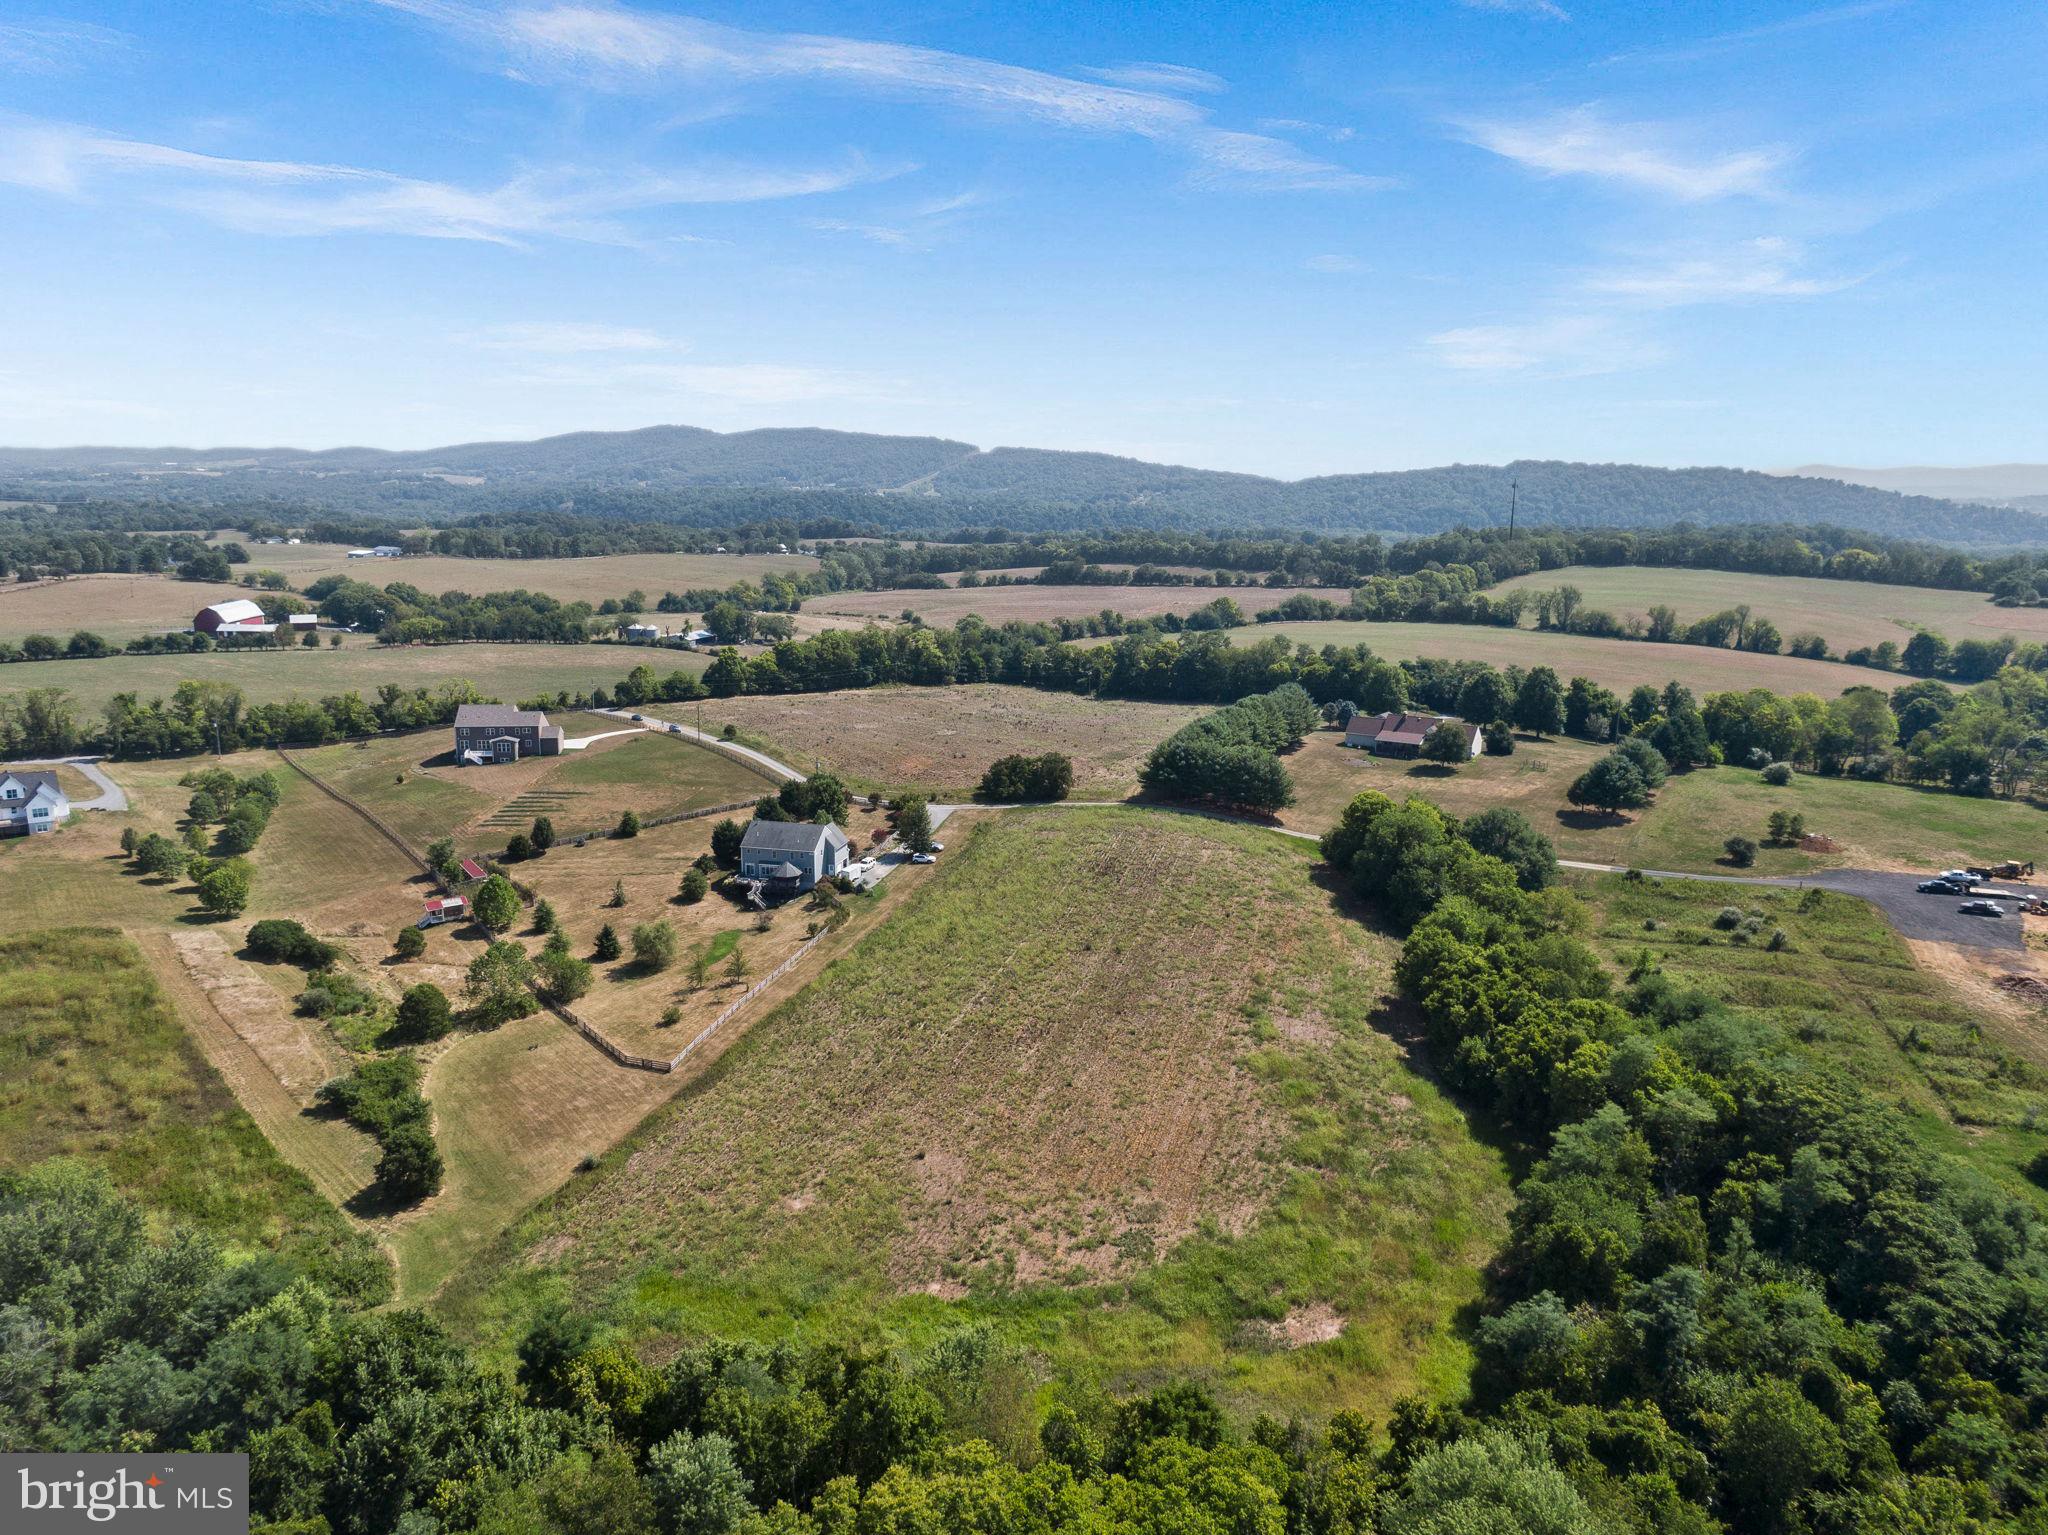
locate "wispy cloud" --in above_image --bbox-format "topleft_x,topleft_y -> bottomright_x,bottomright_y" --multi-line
0,114 -> 894,243
1459,106 -> 1789,200
1454,0 -> 1571,21
1426,314 -> 1662,376
1081,61 -> 1225,94
461,321 -> 676,351
1600,1 -> 1907,67
369,1 -> 1386,192
807,188 -> 987,249
1583,238 -> 1863,305
0,17 -> 132,74
1258,117 -> 1356,143
1305,253 -> 1361,273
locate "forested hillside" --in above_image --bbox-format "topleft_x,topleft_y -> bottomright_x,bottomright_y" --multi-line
7,426 -> 2047,546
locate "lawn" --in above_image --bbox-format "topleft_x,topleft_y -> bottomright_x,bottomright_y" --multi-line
808,583 -> 1353,628
1492,565 -> 2048,656
235,544 -> 819,600
1196,618 -> 1901,697
1273,729 -> 2048,877
0,927 -> 387,1296
651,683 -> 1212,801
1574,873 -> 2048,1205
0,572 -> 260,641
444,807 -> 1512,1422
4,640 -> 688,715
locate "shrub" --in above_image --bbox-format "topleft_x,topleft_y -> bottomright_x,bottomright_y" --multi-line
1482,720 -> 1515,756
295,970 -> 378,1019
1713,906 -> 1743,930
1761,761 -> 1793,785
678,867 -> 710,903
394,982 -> 454,1041
632,920 -> 678,972
1723,836 -> 1758,868
374,1121 -> 443,1203
532,897 -> 560,934
536,948 -> 594,1003
1767,929 -> 1789,951
594,923 -> 622,962
615,810 -> 641,839
245,917 -> 339,969
472,873 -> 521,932
393,925 -> 426,960
530,815 -> 555,853
978,752 -> 1075,802
505,833 -> 535,862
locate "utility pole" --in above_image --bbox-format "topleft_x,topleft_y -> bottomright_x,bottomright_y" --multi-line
1507,477 -> 1518,542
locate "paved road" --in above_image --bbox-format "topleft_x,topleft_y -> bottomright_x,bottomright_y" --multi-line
3,755 -> 128,811
591,708 -> 802,781
560,726 -> 647,752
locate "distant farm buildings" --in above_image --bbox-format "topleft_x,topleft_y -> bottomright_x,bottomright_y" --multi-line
453,704 -> 564,765
193,598 -> 275,636
1343,711 -> 1482,759
623,622 -> 662,642
0,769 -> 68,836
346,545 -> 404,558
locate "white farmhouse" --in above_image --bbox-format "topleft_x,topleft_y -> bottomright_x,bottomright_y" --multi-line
0,770 -> 69,836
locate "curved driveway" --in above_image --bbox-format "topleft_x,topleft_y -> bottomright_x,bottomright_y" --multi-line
2,755 -> 127,811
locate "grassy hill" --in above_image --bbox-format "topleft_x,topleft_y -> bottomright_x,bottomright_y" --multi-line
446,806 -> 1511,1418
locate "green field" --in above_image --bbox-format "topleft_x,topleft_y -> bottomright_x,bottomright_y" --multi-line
446,807 -> 1512,1419
1576,874 -> 2048,1203
1202,618 -> 1902,697
2,641 -> 688,716
1494,564 -> 2048,656
1278,728 -> 2048,876
0,927 -> 387,1295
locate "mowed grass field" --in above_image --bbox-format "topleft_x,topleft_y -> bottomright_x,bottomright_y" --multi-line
0,927 -> 386,1292
1575,874 -> 2048,1207
1493,565 -> 2048,655
290,718 -> 769,851
0,573 -> 260,641
809,583 -> 1353,628
233,542 -> 819,598
3,640 -> 683,715
656,683 -> 1211,800
448,808 -> 1511,1420
1203,619 -> 1899,697
1275,727 -> 2048,875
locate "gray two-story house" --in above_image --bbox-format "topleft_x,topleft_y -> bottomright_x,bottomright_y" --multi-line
453,704 -> 565,765
738,819 -> 851,894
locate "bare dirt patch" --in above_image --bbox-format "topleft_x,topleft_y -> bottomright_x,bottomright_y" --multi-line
1246,1303 -> 1348,1351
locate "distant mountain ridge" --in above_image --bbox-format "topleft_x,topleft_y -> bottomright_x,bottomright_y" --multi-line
1782,463 -> 2048,505
5,424 -> 2046,546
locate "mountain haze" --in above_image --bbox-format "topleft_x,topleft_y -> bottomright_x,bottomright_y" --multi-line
5,424 -> 2044,546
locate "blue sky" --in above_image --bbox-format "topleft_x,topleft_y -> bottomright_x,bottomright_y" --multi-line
1,0 -> 2043,474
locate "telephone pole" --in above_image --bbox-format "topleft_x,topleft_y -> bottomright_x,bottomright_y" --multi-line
1507,477 -> 1518,542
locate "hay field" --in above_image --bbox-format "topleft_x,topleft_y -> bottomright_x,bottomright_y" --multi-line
0,927 -> 384,1290
0,573 -> 257,640
1204,618 -> 1898,697
451,808 -> 1511,1420
4,640 -> 680,715
240,543 -> 818,598
1493,565 -> 2048,654
1277,728 -> 1607,838
807,583 -> 1352,627
654,683 -> 1211,800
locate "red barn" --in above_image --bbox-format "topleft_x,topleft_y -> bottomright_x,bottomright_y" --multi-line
193,598 -> 274,635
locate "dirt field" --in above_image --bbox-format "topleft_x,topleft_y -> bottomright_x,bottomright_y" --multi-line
806,584 -> 1353,628
238,543 -> 818,599
452,807 -> 1510,1419
0,573 -> 259,641
5,641 -> 685,715
1492,565 -> 2048,655
1203,618 -> 1901,697
652,684 -> 1211,800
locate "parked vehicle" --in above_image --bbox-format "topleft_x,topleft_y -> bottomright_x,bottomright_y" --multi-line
1918,879 -> 1962,893
1958,900 -> 2006,918
1968,860 -> 2036,880
911,852 -> 937,865
1940,869 -> 1975,885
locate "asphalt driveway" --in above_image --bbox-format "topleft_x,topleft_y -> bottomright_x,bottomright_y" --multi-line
1805,869 -> 2025,950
